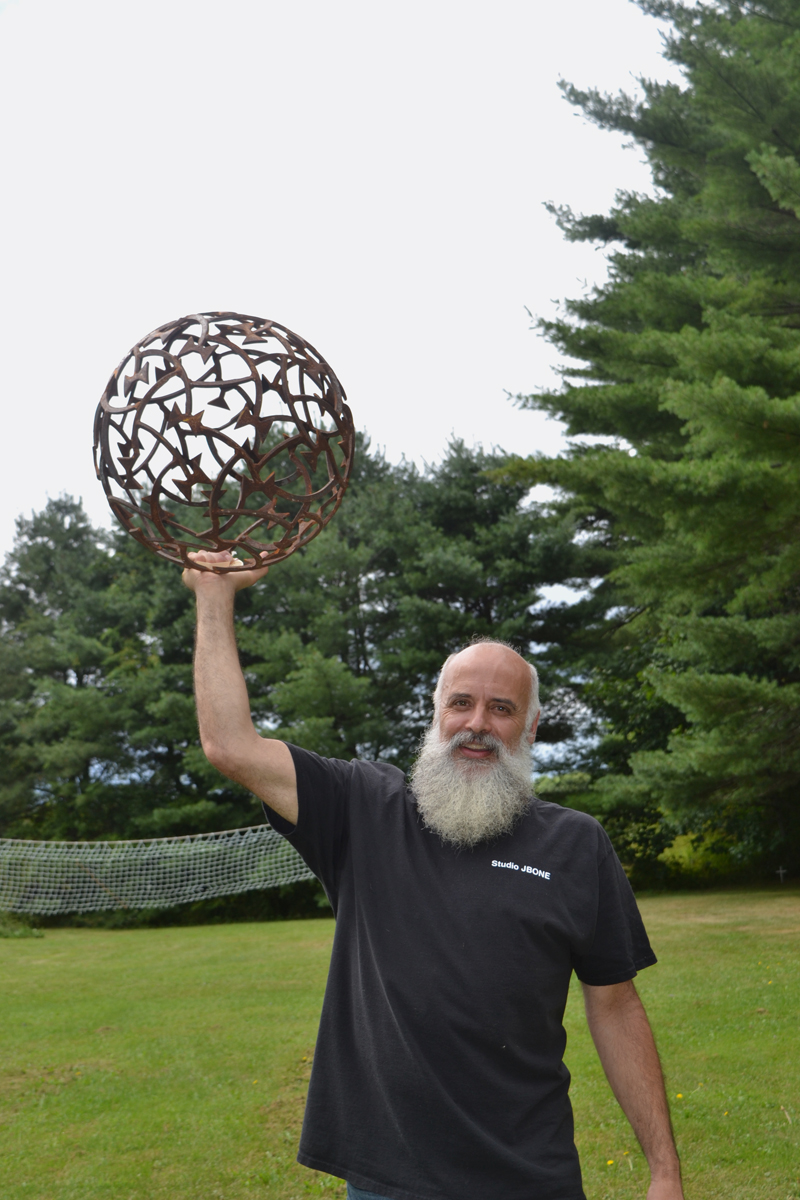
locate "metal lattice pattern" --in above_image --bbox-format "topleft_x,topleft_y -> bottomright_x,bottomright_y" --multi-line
0,826 -> 315,915
93,312 -> 355,572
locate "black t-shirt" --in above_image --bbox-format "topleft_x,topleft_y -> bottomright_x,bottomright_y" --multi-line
265,746 -> 656,1200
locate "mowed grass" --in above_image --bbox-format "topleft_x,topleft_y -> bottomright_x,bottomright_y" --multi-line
0,920 -> 340,1200
0,890 -> 797,1200
567,889 -> 800,1200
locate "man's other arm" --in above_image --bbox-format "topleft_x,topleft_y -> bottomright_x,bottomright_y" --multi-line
582,980 -> 683,1200
182,553 -> 298,824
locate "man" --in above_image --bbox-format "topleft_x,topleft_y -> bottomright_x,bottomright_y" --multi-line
184,552 -> 684,1200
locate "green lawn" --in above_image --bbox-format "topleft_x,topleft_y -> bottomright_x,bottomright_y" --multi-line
568,889 -> 800,1200
0,889 -> 798,1200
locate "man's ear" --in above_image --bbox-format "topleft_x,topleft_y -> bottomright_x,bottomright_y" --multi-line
527,713 -> 540,745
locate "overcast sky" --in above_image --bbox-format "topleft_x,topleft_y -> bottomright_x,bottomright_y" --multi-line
0,0 -> 682,559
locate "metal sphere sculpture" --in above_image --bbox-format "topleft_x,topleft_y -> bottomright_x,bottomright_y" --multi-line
93,312 -> 355,572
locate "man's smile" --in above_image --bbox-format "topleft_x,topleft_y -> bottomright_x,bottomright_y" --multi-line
456,743 -> 495,759
451,734 -> 500,761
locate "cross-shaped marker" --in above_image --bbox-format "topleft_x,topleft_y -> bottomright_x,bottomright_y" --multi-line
776,866 -> 787,883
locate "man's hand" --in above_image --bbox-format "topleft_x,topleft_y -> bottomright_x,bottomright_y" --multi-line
583,980 -> 684,1200
181,549 -> 270,594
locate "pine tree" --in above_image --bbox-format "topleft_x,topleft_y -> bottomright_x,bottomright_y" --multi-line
514,0 -> 800,877
0,442 -> 581,841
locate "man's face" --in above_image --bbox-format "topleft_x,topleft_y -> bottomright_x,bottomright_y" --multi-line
409,644 -> 539,848
437,644 -> 538,761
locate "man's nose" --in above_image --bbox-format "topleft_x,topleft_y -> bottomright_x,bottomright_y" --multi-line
467,705 -> 492,732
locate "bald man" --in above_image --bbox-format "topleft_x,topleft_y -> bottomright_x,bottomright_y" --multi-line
185,554 -> 683,1200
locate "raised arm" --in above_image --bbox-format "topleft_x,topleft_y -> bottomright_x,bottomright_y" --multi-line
182,552 -> 298,824
582,979 -> 683,1200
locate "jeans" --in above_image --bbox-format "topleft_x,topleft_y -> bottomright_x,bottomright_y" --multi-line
346,1184 -> 392,1200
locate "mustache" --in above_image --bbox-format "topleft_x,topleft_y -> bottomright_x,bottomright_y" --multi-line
448,731 -> 505,754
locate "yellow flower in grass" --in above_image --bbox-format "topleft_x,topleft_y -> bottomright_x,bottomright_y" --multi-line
606,1159 -> 614,1166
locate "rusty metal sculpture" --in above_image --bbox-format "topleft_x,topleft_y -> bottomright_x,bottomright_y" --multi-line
93,312 -> 354,572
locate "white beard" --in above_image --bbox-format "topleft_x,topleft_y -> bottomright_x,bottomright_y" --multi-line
409,726 -> 533,849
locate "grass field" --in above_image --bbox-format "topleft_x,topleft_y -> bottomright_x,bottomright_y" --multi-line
1,888 -> 798,1200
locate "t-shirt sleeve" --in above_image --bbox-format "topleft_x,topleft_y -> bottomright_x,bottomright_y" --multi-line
261,743 -> 353,906
571,840 -> 657,986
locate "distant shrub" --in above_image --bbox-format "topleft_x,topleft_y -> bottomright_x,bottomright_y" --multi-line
0,913 -> 44,938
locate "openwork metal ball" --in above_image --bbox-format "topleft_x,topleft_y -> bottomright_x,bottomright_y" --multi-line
93,312 -> 355,572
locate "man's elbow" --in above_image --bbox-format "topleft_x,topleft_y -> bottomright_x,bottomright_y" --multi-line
201,737 -> 244,781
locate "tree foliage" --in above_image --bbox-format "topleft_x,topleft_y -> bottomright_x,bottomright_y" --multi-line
0,441 -> 580,844
9,2 -> 800,892
514,0 -> 800,878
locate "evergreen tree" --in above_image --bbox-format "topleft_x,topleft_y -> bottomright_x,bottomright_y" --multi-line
0,441 -> 580,842
513,0 -> 800,877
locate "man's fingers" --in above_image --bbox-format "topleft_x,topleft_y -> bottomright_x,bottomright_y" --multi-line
186,550 -> 238,566
182,548 -> 270,592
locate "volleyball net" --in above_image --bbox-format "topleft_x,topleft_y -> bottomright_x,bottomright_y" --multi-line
0,826 -> 315,915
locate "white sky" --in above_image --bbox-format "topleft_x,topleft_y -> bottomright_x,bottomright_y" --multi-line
0,0 -> 682,558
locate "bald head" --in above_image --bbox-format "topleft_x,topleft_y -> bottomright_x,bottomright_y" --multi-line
433,641 -> 540,750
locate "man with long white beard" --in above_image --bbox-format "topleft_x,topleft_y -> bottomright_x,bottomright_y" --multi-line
410,653 -> 541,848
184,553 -> 684,1200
